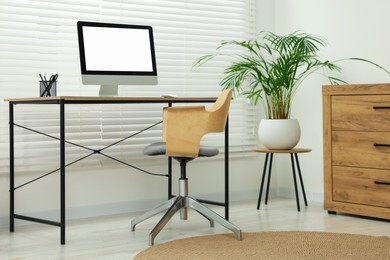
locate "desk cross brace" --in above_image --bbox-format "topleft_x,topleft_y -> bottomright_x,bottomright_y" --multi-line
11,120 -> 167,191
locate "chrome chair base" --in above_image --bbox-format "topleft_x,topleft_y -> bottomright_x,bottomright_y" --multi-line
131,195 -> 242,246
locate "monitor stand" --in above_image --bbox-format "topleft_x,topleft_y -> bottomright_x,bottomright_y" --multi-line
99,85 -> 118,96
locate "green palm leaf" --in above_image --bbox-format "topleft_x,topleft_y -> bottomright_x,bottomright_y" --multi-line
193,31 -> 390,119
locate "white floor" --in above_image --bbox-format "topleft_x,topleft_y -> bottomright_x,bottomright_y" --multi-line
1,198 -> 389,259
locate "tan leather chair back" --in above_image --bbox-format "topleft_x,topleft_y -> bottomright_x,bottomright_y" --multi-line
162,89 -> 233,157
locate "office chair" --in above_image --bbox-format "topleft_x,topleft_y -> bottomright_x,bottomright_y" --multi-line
131,89 -> 241,246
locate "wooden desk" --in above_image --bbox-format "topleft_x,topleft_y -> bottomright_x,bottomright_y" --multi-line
254,148 -> 311,212
5,96 -> 230,244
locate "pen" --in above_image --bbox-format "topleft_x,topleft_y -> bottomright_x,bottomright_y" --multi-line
46,74 -> 58,96
39,74 -> 50,97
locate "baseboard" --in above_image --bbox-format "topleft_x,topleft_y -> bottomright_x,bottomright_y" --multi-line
0,198 -> 163,230
277,187 -> 323,203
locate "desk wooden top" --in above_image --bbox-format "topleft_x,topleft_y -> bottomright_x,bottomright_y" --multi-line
4,96 -> 217,104
255,148 -> 312,154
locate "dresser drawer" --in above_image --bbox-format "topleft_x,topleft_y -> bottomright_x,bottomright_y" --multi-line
332,95 -> 390,131
332,131 -> 390,169
333,166 -> 390,208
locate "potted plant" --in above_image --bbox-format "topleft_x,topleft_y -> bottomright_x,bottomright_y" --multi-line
194,31 -> 389,149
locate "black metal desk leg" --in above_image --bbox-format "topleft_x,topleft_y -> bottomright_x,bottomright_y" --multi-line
224,116 -> 229,220
294,154 -> 308,206
60,100 -> 66,245
257,153 -> 269,209
265,153 -> 274,205
290,154 -> 300,212
9,102 -> 14,232
168,157 -> 173,199
168,102 -> 173,200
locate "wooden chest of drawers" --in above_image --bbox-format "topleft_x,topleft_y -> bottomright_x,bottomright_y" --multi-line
323,84 -> 390,220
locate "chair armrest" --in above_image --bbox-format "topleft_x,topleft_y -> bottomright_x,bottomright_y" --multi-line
163,105 -> 209,157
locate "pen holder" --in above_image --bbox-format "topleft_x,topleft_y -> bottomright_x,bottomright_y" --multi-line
40,80 -> 57,97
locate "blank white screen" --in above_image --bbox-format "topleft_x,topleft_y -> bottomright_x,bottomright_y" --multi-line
82,26 -> 153,72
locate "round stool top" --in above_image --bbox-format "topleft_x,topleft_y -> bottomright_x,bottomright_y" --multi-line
255,148 -> 312,154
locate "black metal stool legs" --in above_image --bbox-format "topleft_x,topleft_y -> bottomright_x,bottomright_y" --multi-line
294,153 -> 308,206
257,152 -> 308,212
264,153 -> 274,205
257,153 -> 269,209
257,153 -> 274,209
290,154 -> 300,211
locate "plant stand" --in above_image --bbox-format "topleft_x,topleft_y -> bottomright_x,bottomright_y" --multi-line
255,148 -> 311,212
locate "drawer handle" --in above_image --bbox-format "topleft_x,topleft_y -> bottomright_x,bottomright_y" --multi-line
373,143 -> 390,147
374,181 -> 390,186
373,106 -> 390,110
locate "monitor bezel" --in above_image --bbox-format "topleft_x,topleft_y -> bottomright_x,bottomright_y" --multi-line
77,21 -> 158,77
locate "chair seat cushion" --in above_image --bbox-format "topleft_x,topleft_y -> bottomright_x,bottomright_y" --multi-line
143,142 -> 219,157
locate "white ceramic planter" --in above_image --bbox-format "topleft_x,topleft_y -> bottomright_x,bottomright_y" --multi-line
258,119 -> 301,149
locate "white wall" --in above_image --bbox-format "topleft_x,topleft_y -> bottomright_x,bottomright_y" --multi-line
256,0 -> 275,31
266,0 -> 390,201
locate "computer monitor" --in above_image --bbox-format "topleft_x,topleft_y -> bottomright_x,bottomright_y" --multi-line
77,21 -> 158,96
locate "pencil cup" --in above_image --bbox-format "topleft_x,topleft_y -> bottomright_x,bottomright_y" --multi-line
40,80 -> 57,97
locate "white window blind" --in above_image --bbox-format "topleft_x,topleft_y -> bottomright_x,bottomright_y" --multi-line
0,0 -> 258,174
